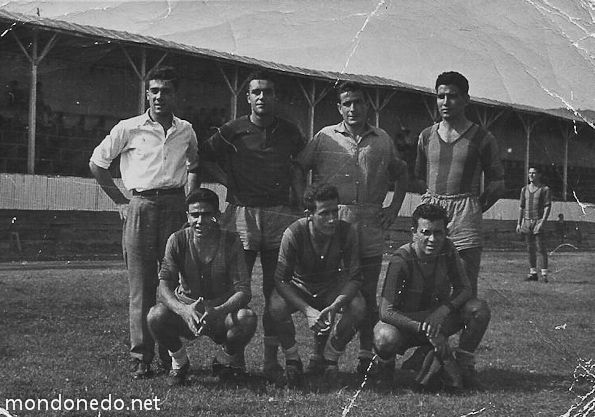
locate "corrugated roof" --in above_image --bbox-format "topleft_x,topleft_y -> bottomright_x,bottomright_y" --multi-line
0,8 -> 587,124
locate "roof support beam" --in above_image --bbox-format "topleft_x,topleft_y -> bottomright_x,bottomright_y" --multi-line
518,113 -> 539,188
218,64 -> 249,121
422,95 -> 439,123
558,121 -> 582,202
298,79 -> 330,140
12,29 -> 58,174
473,106 -> 505,129
366,88 -> 396,127
122,47 -> 168,113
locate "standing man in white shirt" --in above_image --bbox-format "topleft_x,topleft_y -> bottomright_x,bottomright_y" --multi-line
89,66 -> 199,379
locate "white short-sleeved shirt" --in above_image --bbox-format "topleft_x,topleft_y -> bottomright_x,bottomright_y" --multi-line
90,110 -> 198,191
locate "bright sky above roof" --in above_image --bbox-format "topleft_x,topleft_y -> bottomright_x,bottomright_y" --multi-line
3,0 -> 595,116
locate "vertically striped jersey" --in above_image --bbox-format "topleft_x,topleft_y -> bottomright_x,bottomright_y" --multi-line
415,123 -> 504,195
520,184 -> 551,219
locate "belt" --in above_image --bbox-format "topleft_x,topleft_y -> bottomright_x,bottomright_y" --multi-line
132,187 -> 184,197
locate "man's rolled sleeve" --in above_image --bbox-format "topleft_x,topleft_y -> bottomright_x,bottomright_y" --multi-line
414,132 -> 428,185
480,132 -> 505,183
158,234 -> 182,283
229,234 -> 251,301
274,228 -> 297,285
186,128 -> 199,171
295,132 -> 320,173
89,122 -> 127,169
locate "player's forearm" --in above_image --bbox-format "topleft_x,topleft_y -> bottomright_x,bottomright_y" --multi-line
378,300 -> 420,333
89,161 -> 129,204
214,292 -> 249,316
187,171 -> 200,194
275,280 -> 309,313
542,206 -> 551,222
480,179 -> 505,212
158,281 -> 189,316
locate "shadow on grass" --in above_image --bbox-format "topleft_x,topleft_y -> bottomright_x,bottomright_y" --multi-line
480,367 -> 571,392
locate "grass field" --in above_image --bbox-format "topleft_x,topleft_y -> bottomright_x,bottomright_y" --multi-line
0,251 -> 593,417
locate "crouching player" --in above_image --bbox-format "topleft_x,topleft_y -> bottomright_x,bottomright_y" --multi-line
269,183 -> 365,387
373,203 -> 491,390
148,188 -> 257,386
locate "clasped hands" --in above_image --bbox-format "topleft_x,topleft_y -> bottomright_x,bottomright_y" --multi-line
180,297 -> 222,337
304,304 -> 337,336
419,305 -> 451,357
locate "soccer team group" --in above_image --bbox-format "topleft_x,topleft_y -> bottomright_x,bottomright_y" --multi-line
89,66 -> 552,391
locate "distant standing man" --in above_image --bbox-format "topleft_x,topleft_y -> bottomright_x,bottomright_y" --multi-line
148,189 -> 257,386
89,66 -> 199,378
297,81 -> 408,374
197,71 -> 306,381
270,183 -> 365,387
516,167 -> 551,282
415,71 -> 505,296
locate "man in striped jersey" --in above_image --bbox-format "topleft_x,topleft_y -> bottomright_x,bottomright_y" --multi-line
516,167 -> 551,282
415,71 -> 505,295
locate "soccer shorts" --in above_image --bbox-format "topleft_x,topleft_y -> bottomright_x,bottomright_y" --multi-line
221,204 -> 299,251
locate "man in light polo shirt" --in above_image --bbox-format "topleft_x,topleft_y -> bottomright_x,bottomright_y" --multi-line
89,66 -> 199,379
296,81 -> 408,375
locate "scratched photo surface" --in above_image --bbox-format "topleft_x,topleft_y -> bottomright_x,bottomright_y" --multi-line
0,1 -> 593,416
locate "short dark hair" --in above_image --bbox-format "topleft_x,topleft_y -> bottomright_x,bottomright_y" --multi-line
303,183 -> 339,212
246,70 -> 276,90
146,66 -> 179,90
528,166 -> 540,173
335,81 -> 365,102
185,188 -> 220,212
435,71 -> 469,96
411,203 -> 449,230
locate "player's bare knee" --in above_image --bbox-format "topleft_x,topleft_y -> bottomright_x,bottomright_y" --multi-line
373,322 -> 400,357
147,303 -> 169,331
268,290 -> 292,320
462,298 -> 491,323
347,293 -> 366,324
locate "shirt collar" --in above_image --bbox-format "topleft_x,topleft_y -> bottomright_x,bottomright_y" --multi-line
140,109 -> 178,128
334,121 -> 377,138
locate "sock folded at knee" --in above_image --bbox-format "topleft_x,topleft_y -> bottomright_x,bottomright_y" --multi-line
530,267 -> 537,274
541,269 -> 548,277
169,346 -> 189,370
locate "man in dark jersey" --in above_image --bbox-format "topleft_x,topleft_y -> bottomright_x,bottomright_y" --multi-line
415,71 -> 505,296
147,188 -> 257,386
516,167 -> 552,282
374,203 -> 491,390
269,183 -> 365,387
196,71 -> 306,381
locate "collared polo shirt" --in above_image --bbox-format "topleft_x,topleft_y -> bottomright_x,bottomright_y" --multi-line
90,110 -> 198,191
297,122 -> 406,206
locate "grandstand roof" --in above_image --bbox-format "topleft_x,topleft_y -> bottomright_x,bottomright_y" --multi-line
0,1 -> 593,125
